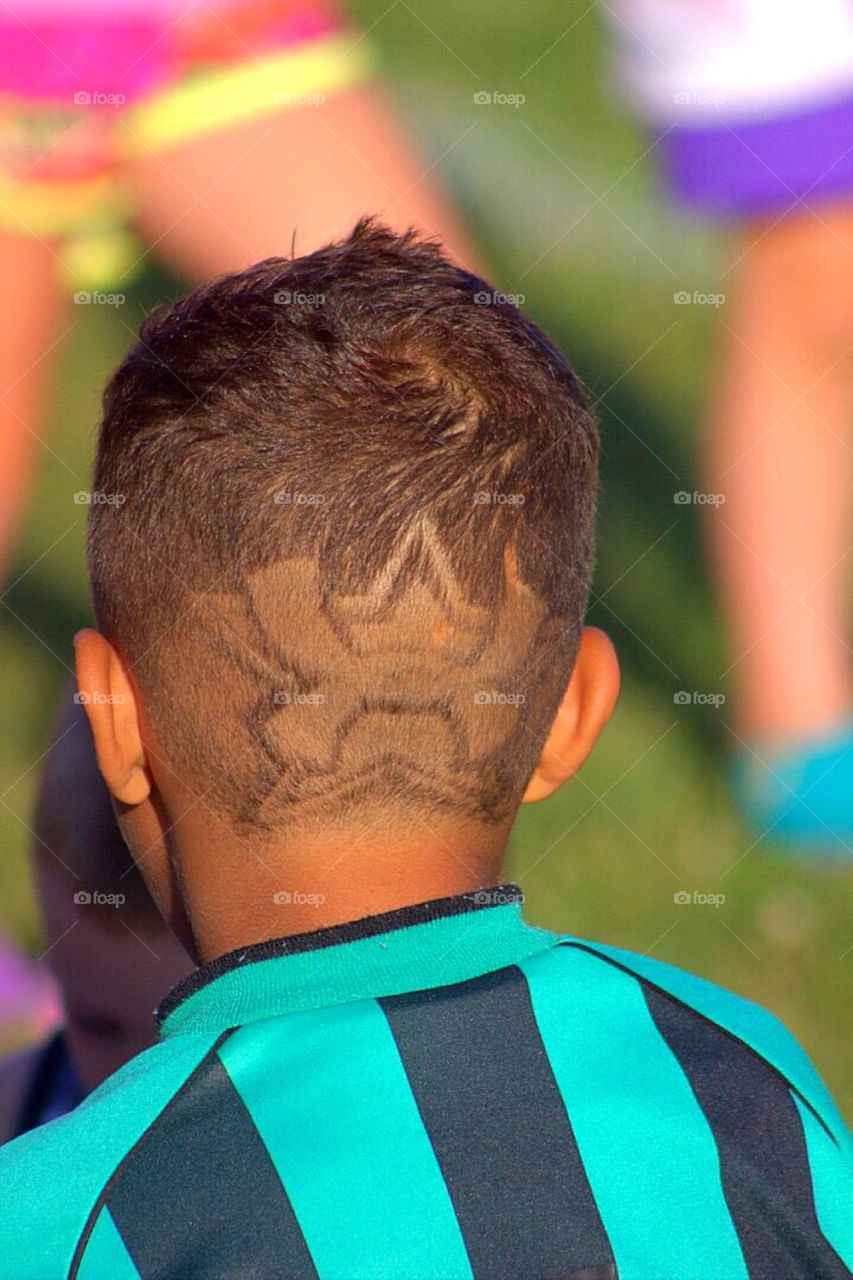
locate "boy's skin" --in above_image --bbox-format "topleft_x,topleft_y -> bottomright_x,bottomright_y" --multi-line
74,627 -> 619,961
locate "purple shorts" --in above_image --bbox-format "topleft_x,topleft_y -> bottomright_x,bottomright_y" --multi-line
659,92 -> 853,219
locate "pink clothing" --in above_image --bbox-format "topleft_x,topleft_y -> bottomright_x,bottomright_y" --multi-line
0,0 -> 340,102
0,934 -> 60,1040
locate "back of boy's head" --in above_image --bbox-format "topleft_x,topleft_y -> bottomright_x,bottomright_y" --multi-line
88,220 -> 598,836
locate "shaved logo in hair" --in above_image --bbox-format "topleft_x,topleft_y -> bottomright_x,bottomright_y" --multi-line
190,524 -> 569,827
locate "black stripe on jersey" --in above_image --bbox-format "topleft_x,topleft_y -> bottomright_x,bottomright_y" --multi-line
645,986 -> 849,1280
75,1033 -> 318,1280
69,1031 -> 234,1279
381,966 -> 615,1280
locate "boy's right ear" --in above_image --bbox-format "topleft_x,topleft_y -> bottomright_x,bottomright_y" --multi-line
73,629 -> 151,807
521,627 -> 620,805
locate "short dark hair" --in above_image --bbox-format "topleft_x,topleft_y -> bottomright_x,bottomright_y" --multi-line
33,687 -> 170,932
88,219 -> 598,833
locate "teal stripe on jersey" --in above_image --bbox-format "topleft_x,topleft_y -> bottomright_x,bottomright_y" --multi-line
793,1093 -> 853,1268
521,946 -> 749,1280
75,1208 -> 140,1280
218,1000 -> 473,1280
570,939 -> 850,1148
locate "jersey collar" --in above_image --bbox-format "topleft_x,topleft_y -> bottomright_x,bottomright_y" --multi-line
156,884 -> 554,1038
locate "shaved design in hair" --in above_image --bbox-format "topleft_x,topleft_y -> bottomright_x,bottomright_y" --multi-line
165,529 -> 568,828
88,220 -> 598,833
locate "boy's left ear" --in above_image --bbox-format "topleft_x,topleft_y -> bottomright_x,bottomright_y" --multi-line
522,626 -> 620,805
73,629 -> 151,806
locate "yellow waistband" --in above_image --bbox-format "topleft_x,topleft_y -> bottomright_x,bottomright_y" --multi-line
125,31 -> 374,153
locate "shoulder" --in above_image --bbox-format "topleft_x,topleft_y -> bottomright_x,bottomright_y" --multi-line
519,936 -> 853,1273
520,935 -> 851,1155
0,1029 -> 222,1277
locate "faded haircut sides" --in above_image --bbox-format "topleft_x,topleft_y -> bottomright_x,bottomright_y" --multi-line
87,219 -> 599,834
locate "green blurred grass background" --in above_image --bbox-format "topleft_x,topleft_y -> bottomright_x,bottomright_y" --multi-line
1,0 -> 850,1113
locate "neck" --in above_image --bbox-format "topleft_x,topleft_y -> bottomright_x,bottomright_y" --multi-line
176,818 -> 512,964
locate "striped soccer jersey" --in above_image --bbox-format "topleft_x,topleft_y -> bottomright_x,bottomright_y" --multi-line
0,885 -> 850,1279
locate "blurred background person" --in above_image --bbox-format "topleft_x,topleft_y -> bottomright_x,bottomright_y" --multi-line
0,687 -> 190,1141
0,935 -> 58,1058
605,0 -> 853,856
0,0 -> 479,582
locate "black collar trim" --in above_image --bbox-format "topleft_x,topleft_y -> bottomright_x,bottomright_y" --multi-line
156,883 -> 523,1027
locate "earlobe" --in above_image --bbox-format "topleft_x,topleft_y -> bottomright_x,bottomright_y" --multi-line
74,629 -> 151,806
521,627 -> 620,805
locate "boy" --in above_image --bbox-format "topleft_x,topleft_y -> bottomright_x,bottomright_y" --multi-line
0,221 -> 849,1278
0,688 -> 191,1141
